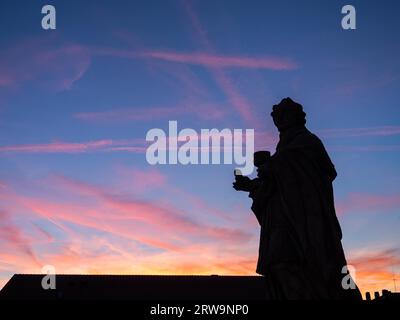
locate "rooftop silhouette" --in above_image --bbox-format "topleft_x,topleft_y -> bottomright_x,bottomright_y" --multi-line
0,274 -> 266,300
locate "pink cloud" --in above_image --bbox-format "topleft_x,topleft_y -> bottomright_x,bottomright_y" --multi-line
0,139 -> 114,153
10,194 -> 185,252
32,223 -> 54,243
119,167 -> 167,191
99,44 -> 233,126
151,62 -> 210,99
32,175 -> 253,246
138,51 -> 297,70
0,139 -> 147,154
0,76 -> 14,87
0,175 -> 257,289
74,102 -> 226,123
347,248 -> 400,296
0,130 -> 274,155
131,169 -> 166,188
178,0 -> 262,127
2,173 -> 398,293
337,71 -> 400,96
212,68 -> 257,125
111,166 -> 242,224
0,36 -> 90,91
167,185 -> 236,223
0,211 -> 41,267
319,126 -> 400,138
350,248 -> 400,268
336,192 -> 400,216
93,47 -> 297,71
90,3 -> 297,128
329,145 -> 400,152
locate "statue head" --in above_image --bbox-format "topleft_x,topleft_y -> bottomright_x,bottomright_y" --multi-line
270,97 -> 306,132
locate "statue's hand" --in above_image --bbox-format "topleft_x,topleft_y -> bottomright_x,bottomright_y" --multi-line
233,175 -> 252,192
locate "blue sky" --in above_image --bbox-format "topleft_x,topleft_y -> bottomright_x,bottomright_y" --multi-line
0,0 -> 399,295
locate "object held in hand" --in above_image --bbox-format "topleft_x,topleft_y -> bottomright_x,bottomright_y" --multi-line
254,151 -> 271,168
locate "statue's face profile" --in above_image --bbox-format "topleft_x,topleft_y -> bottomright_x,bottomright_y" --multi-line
270,106 -> 289,130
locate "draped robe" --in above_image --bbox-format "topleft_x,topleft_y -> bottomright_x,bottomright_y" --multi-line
249,126 -> 362,299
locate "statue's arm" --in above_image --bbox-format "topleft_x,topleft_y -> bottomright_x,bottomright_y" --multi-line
249,186 -> 264,226
248,178 -> 275,226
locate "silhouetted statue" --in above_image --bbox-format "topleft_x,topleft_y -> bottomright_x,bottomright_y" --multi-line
233,98 -> 362,300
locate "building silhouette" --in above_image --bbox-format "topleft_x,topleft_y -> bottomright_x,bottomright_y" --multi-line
365,290 -> 400,301
0,274 -> 266,300
2,274 -> 399,300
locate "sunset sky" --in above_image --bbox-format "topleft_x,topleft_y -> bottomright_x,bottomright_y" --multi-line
0,0 -> 399,297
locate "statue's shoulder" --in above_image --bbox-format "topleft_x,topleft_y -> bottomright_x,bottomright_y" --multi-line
292,129 -> 322,147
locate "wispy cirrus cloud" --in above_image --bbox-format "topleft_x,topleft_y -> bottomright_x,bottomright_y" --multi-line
111,166 -> 240,223
318,126 -> 400,138
1,172 -> 398,293
0,130 -> 274,155
115,165 -> 167,194
94,48 -> 297,71
149,62 -> 210,99
0,139 -> 146,154
74,102 -> 226,124
0,211 -> 41,267
348,248 -> 400,296
140,51 -> 296,70
95,0 -> 296,128
315,126 -> 400,153
0,171 -> 256,289
337,71 -> 400,96
329,145 -> 400,152
179,0 -> 259,127
0,139 -> 113,153
0,36 -> 90,91
52,174 -> 251,243
91,44 -> 296,126
336,192 -> 400,216
1,174 -> 252,251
